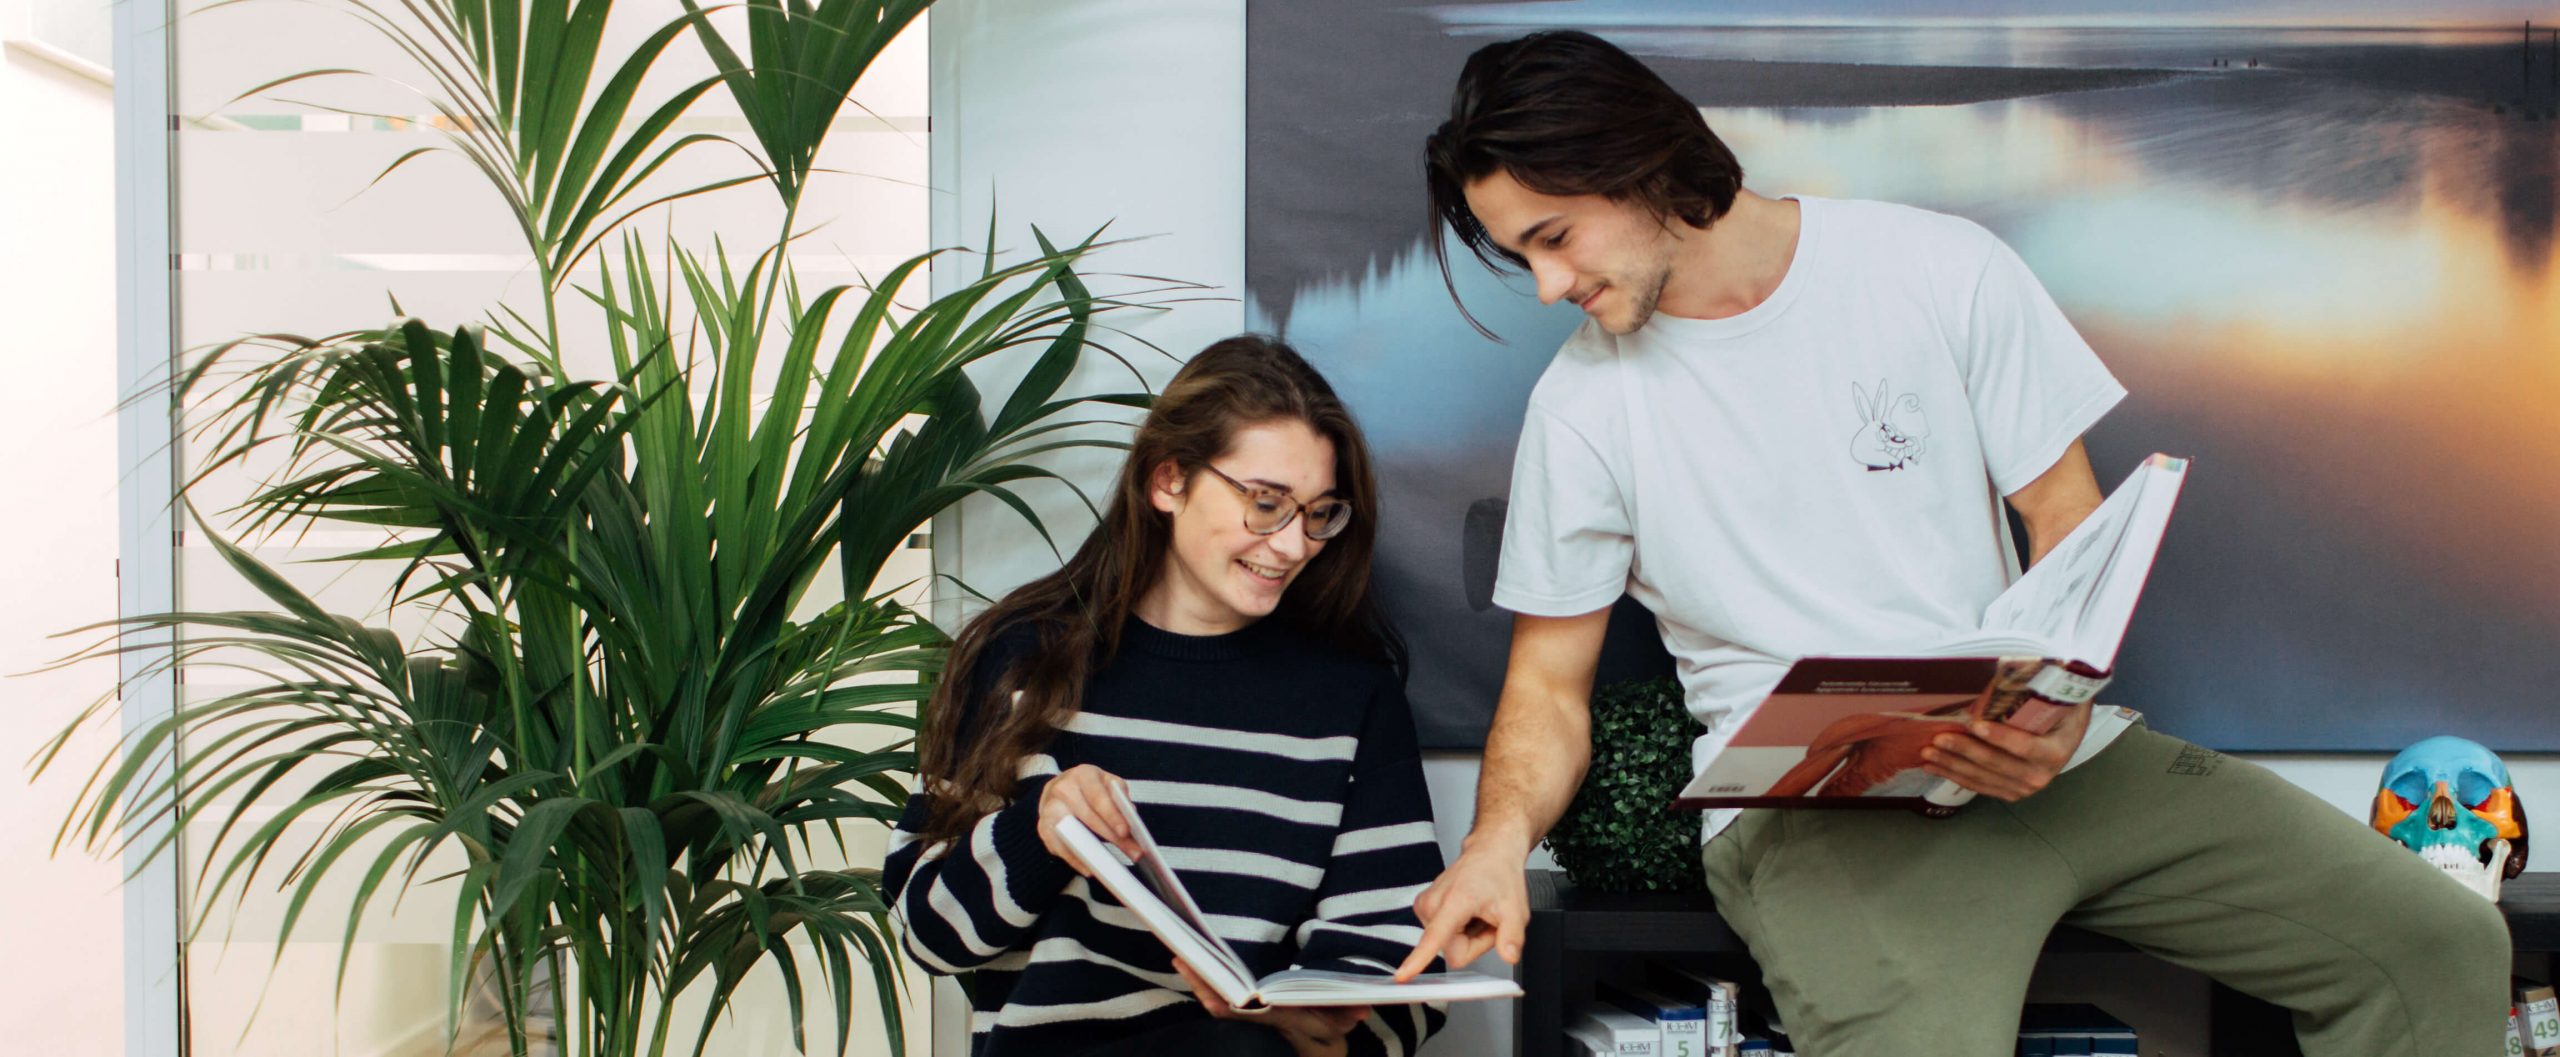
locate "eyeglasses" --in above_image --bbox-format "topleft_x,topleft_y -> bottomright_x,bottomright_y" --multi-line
1199,464 -> 1354,541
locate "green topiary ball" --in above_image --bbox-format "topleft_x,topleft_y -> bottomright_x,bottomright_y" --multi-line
1543,677 -> 1708,893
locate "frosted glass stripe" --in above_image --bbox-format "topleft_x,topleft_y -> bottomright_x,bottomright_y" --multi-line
174,252 -> 915,273
185,114 -> 928,133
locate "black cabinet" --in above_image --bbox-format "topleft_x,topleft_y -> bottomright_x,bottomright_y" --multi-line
1516,869 -> 2560,1057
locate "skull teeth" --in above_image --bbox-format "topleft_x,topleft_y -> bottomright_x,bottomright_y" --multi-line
2419,843 -> 2486,869
2417,843 -> 2501,899
2416,839 -> 2478,865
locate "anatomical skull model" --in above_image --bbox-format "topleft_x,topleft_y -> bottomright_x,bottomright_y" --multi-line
2370,736 -> 2529,901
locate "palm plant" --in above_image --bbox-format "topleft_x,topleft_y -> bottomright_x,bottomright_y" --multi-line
40,1 -> 1167,1054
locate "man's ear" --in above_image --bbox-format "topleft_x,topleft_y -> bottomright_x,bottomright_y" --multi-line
1148,460 -> 1187,516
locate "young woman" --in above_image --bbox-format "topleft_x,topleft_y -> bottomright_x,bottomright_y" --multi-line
884,336 -> 1448,1057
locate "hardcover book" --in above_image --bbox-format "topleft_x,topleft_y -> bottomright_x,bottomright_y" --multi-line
1051,786 -> 1520,1009
1676,454 -> 2188,813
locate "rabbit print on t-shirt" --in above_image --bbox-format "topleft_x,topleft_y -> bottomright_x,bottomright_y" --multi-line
1849,379 -> 1931,471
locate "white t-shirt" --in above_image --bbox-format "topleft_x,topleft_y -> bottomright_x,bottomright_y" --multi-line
1489,196 -> 2132,842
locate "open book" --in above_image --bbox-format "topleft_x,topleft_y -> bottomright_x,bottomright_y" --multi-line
1674,453 -> 2189,813
1051,787 -> 1520,1010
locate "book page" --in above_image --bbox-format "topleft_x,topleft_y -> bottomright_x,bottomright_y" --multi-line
1978,454 -> 2186,666
1905,629 -> 2061,658
1251,968 -> 1523,1007
1105,784 -> 1235,969
2060,455 -> 2187,665
1051,816 -> 1259,1005
1979,471 -> 2143,645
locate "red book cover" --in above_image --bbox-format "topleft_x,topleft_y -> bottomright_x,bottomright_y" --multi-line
1672,455 -> 2186,814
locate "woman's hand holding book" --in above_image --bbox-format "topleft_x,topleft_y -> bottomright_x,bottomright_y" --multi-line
1172,956 -> 1371,1057
1038,764 -> 1146,877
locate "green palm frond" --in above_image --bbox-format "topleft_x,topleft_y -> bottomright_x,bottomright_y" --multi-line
47,226 -> 1171,1056
684,0 -> 933,209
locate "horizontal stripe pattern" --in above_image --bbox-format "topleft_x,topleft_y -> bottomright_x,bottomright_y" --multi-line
1125,779 -> 1346,827
1296,919 -> 1426,950
1161,846 -> 1328,889
992,986 -> 1194,1029
1079,890 -> 1297,948
881,618 -> 1445,1057
1065,711 -> 1360,761
1314,882 -> 1428,922
1333,820 -> 1436,857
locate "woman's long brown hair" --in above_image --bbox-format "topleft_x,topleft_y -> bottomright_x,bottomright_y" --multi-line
911,334 -> 1403,847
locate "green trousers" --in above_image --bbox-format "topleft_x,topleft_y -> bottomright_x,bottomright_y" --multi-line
1700,724 -> 2512,1056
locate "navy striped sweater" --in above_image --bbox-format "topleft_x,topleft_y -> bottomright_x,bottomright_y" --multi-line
883,616 -> 1450,1056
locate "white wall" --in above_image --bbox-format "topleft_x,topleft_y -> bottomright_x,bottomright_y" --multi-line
927,4 -> 2557,1056
928,0 -> 1246,604
0,20 -> 127,1057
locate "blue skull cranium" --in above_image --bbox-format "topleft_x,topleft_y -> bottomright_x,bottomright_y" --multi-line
2370,736 -> 2529,900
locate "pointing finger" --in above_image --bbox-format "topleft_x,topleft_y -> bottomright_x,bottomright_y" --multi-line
1396,904 -> 1464,982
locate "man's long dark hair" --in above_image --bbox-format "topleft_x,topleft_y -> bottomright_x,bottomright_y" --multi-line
1424,30 -> 1745,330
911,335 -> 1403,847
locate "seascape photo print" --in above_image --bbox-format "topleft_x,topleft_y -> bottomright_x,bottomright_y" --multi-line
1246,0 -> 2560,750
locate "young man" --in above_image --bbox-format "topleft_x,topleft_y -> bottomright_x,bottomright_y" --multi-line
1391,30 -> 2509,1056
